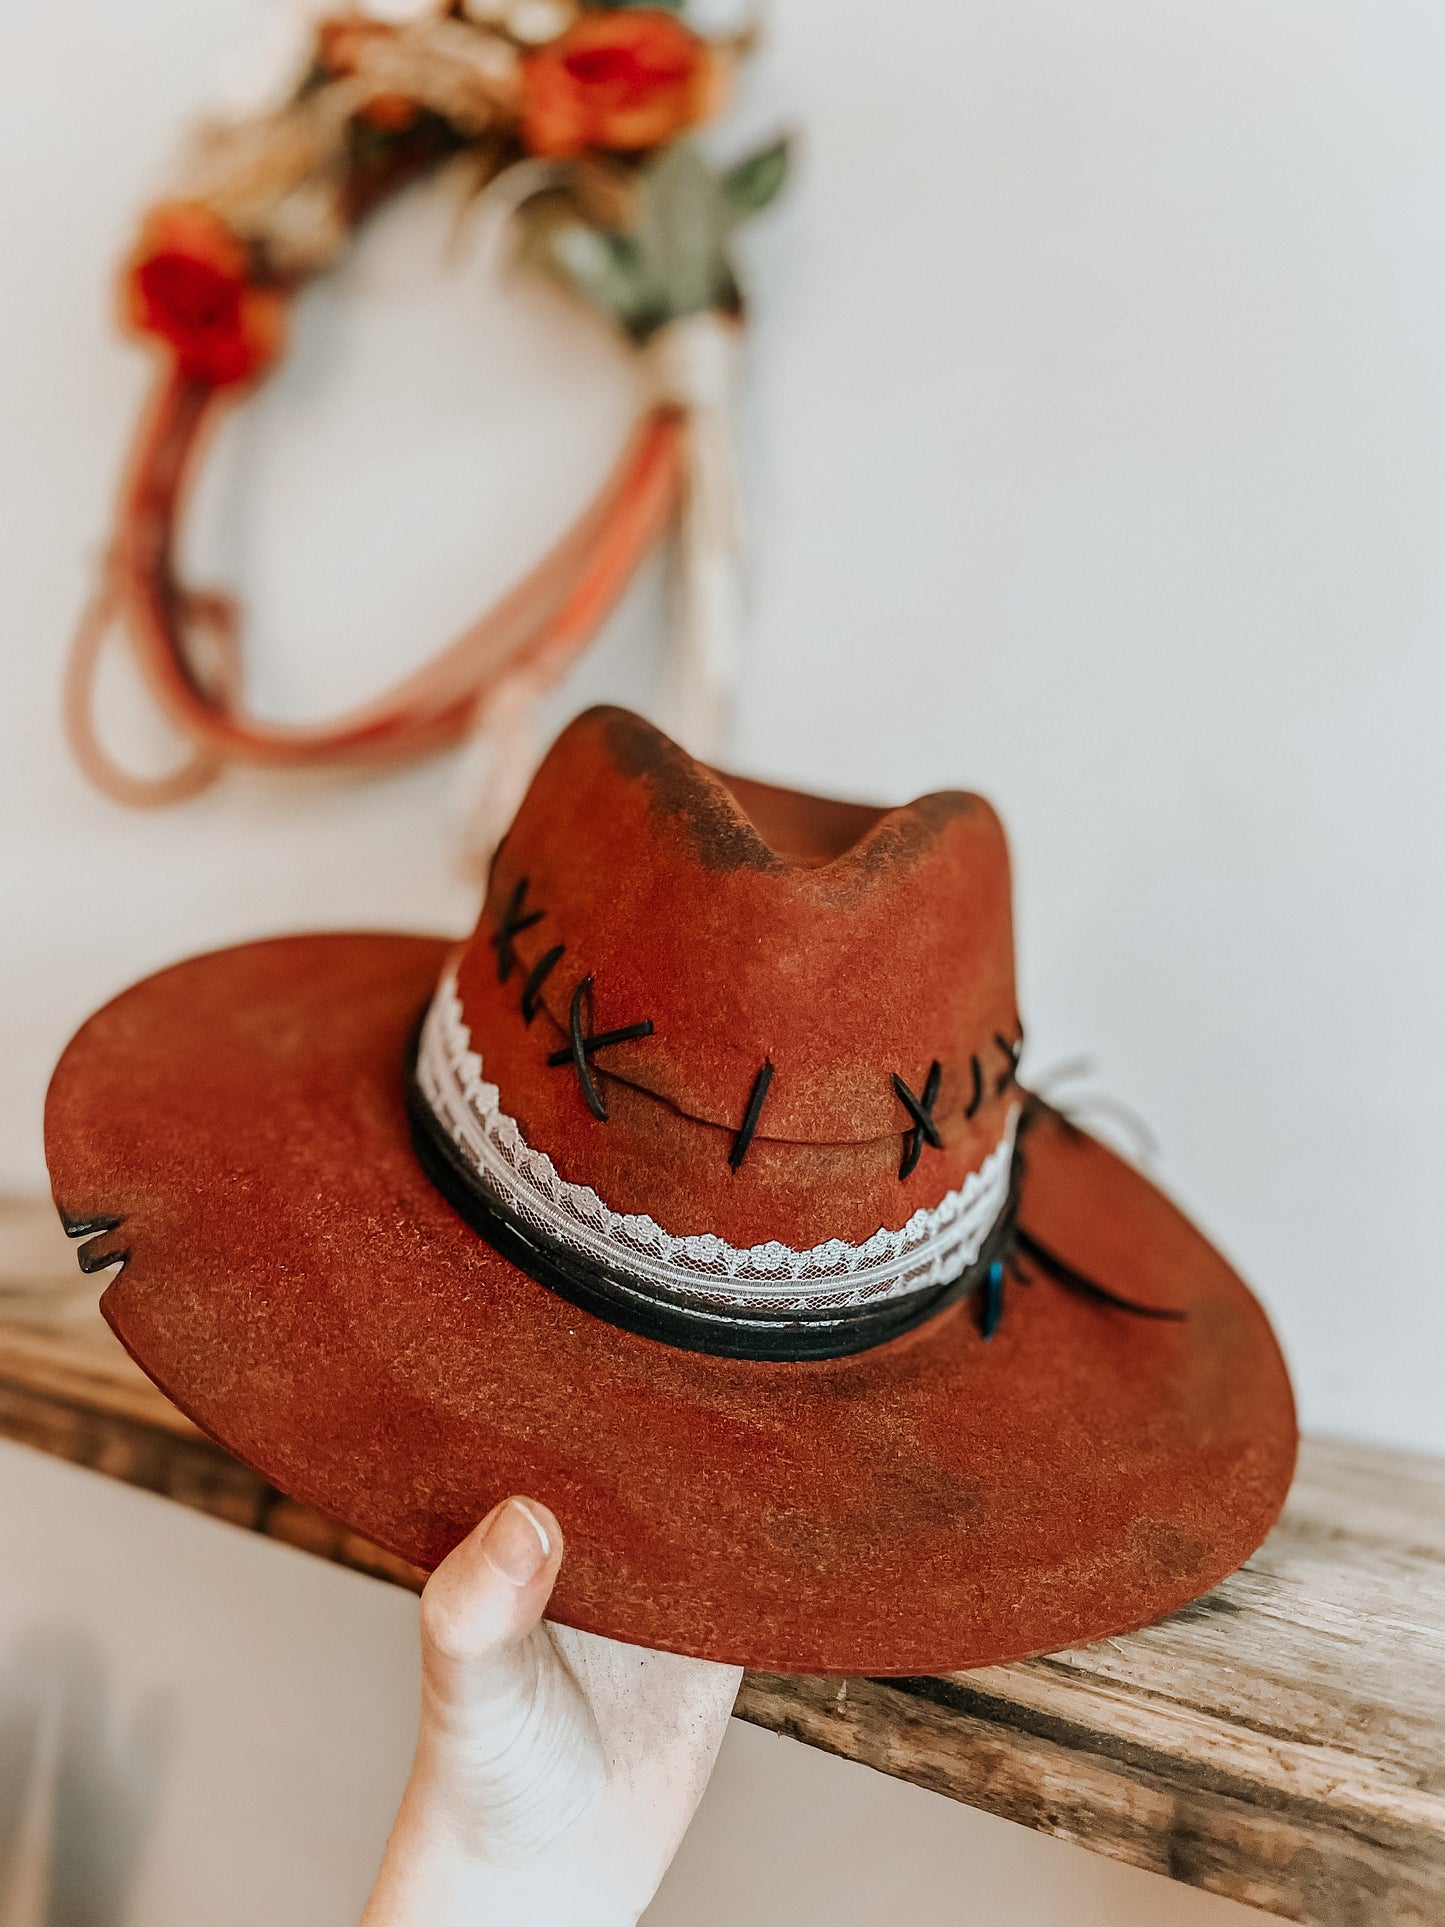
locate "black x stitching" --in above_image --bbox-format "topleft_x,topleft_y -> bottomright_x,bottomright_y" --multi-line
729,1062 -> 774,1171
521,944 -> 565,1025
547,975 -> 654,1122
994,1029 -> 1023,1095
892,1060 -> 943,1180
964,1053 -> 983,1119
490,878 -> 545,984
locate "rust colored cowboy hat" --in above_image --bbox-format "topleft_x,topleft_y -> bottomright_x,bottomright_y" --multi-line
45,708 -> 1296,1673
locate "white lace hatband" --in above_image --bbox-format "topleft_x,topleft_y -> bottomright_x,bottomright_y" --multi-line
413,971 -> 1020,1319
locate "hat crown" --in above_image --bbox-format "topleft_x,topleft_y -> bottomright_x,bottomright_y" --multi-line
448,708 -> 1019,1252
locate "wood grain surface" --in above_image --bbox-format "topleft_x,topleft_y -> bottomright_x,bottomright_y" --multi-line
2,1198 -> 1441,1924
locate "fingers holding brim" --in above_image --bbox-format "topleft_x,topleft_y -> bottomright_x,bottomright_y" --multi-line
422,1497 -> 563,1665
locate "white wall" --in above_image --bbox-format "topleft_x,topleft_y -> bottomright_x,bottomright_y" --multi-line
3,0 -> 1442,1919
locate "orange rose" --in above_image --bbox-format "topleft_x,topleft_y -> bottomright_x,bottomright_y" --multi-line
124,204 -> 285,386
520,9 -> 721,159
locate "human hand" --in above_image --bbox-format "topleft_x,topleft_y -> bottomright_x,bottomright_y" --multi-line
362,1497 -> 742,1926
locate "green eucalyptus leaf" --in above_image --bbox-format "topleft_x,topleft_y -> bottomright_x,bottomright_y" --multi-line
633,142 -> 734,322
546,223 -> 649,324
722,138 -> 790,221
523,135 -> 782,342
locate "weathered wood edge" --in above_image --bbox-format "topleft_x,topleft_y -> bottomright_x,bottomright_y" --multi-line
0,1323 -> 203,1438
0,1370 -> 431,1590
1,1348 -> 1441,1926
730,1673 -> 1444,1926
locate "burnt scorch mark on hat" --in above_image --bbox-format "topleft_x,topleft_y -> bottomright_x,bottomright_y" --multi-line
547,975 -> 655,1122
1130,1519 -> 1213,1586
603,709 -> 985,880
892,1062 -> 943,1180
602,709 -> 786,874
842,788 -> 982,879
56,1205 -> 130,1276
728,1061 -> 774,1171
491,877 -> 545,984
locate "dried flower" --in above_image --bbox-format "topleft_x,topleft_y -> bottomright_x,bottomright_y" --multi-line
123,203 -> 285,385
361,91 -> 421,131
317,17 -> 394,80
355,0 -> 445,19
520,8 -> 722,159
507,0 -> 576,47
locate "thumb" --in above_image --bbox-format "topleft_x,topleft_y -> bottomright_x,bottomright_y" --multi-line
420,1496 -> 561,1693
413,1498 -> 606,1864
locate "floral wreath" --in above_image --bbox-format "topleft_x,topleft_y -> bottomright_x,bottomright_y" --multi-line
68,0 -> 787,861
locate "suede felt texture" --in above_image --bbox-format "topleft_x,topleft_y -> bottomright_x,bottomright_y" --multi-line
46,934 -> 1296,1673
43,711 -> 1297,1673
455,708 -> 1021,1250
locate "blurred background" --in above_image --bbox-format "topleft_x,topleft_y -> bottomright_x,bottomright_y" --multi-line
2,0 -> 1443,1919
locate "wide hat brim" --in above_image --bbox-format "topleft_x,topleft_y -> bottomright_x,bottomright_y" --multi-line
46,931 -> 1296,1675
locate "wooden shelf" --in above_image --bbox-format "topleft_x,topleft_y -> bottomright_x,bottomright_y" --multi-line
2,1198 -> 1442,1924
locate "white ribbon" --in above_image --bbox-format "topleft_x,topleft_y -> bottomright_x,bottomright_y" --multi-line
448,153 -> 567,268
646,311 -> 745,764
448,185 -> 746,872
446,156 -> 574,883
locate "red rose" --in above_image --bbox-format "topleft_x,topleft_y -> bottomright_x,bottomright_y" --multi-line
124,204 -> 285,386
521,9 -> 722,159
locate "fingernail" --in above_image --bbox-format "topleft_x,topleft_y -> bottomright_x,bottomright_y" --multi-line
482,1498 -> 551,1588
